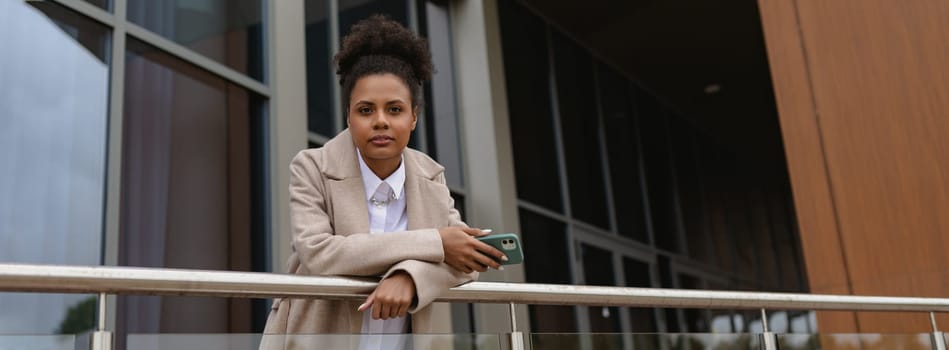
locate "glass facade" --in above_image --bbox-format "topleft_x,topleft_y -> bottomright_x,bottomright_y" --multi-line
0,0 -> 109,334
0,0 -> 832,343
127,0 -> 265,81
118,36 -> 267,335
0,0 -> 270,340
498,0 -> 812,335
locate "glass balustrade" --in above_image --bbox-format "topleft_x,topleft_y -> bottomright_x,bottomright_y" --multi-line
529,332 -> 757,350
0,334 -> 77,350
778,333 -> 934,350
127,333 -> 501,350
0,331 -> 946,350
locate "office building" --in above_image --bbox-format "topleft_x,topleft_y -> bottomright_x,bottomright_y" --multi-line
1,0 -> 946,344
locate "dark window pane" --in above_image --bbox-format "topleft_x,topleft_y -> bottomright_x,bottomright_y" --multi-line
0,0 -> 110,334
339,0 -> 408,39
657,256 -> 680,332
305,0 -> 334,137
520,209 -> 575,332
580,244 -> 621,333
551,33 -> 609,229
698,141 -> 735,272
120,38 -> 267,335
638,90 -> 681,252
678,274 -> 709,332
499,0 -> 563,212
622,258 -> 657,333
748,187 -> 781,289
720,157 -> 757,282
127,0 -> 265,81
423,1 -> 464,189
598,64 -> 649,242
670,117 -> 713,264
84,0 -> 110,11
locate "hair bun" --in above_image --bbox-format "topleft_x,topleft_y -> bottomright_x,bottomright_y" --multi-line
335,15 -> 433,84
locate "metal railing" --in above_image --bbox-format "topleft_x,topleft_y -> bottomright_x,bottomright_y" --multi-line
1,263 -> 947,350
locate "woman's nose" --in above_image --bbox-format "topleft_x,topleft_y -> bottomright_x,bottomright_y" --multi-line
371,112 -> 389,129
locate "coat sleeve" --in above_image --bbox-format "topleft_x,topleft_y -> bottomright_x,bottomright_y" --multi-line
380,171 -> 479,313
289,151 -> 445,277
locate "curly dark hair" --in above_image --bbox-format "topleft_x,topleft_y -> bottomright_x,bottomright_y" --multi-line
335,15 -> 434,114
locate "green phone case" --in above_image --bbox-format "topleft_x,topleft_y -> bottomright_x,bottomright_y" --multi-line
476,233 -> 524,265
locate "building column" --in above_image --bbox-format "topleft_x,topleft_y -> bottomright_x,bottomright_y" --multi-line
268,0 -> 309,272
451,0 -> 530,334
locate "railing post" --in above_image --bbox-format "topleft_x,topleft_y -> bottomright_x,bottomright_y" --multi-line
932,312 -> 947,350
90,293 -> 114,350
759,308 -> 779,350
509,302 -> 525,350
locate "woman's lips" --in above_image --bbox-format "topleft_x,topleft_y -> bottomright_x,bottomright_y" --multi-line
369,135 -> 394,146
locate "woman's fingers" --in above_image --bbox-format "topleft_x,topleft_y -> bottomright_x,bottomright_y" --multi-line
473,240 -> 507,263
396,303 -> 409,318
461,227 -> 489,237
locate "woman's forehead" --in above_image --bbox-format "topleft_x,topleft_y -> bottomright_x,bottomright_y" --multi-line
350,74 -> 411,101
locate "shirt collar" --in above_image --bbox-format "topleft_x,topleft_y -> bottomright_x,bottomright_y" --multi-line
356,148 -> 406,201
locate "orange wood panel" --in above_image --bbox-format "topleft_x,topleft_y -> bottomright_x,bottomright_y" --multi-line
756,0 -> 857,332
762,0 -> 949,332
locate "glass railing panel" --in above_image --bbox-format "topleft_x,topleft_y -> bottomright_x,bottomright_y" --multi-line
529,333 -> 757,350
778,333 -> 934,350
128,333 -> 501,350
0,334 -> 77,350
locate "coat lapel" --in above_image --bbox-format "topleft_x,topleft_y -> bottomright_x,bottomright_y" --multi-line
328,178 -> 369,236
405,151 -> 449,230
321,129 -> 370,236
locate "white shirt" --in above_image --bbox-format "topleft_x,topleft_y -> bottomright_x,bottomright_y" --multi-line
356,149 -> 410,350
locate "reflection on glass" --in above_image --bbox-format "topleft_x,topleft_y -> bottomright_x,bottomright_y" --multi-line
779,333 -> 933,350
425,1 -> 464,189
0,335 -> 76,350
531,333 -> 756,350
119,37 -> 267,336
127,0 -> 265,81
0,0 -> 108,334
305,0 -> 334,137
128,333 -> 501,350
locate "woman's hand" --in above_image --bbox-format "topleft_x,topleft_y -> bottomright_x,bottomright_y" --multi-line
438,227 -> 508,273
358,271 -> 416,320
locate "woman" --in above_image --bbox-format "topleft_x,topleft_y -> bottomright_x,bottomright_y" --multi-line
261,15 -> 506,349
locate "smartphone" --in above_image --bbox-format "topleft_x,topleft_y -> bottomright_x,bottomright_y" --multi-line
476,233 -> 524,265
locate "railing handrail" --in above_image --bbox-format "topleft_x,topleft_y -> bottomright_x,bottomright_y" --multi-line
1,263 -> 948,313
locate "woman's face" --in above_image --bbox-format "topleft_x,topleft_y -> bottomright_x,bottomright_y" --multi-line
347,73 -> 417,173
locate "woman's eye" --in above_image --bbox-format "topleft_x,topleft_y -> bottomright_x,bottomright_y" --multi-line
358,107 -> 372,114
389,106 -> 402,113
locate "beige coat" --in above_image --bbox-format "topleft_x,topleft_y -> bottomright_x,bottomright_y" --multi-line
261,130 -> 475,348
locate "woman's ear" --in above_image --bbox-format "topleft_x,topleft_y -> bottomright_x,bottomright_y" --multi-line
411,106 -> 419,130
